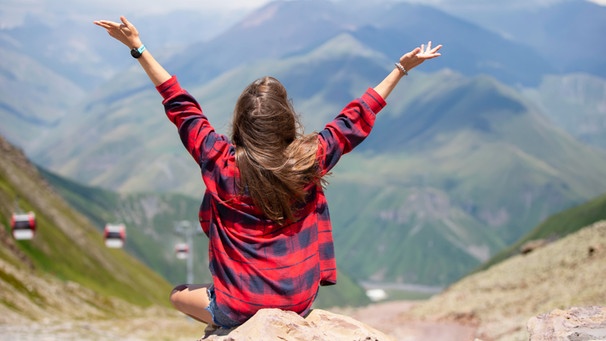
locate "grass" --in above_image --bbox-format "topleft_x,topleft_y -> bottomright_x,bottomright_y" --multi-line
0,140 -> 172,312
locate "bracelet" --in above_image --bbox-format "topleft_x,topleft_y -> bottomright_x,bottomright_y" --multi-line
394,62 -> 408,76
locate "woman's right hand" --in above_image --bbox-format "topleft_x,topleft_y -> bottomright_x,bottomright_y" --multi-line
93,16 -> 143,50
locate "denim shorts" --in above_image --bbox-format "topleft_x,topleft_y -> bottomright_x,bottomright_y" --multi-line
205,285 -> 241,329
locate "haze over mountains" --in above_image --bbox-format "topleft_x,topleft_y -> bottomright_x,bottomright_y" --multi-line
1,0 -> 606,290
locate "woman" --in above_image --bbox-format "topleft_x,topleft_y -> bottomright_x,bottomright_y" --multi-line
94,16 -> 441,329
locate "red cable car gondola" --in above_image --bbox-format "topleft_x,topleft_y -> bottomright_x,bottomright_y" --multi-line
104,223 -> 126,248
10,212 -> 36,240
175,242 -> 189,259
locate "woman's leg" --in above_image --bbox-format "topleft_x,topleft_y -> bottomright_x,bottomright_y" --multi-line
169,284 -> 213,324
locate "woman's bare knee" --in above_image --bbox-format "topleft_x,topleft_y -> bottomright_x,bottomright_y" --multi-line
168,283 -> 213,323
169,284 -> 188,308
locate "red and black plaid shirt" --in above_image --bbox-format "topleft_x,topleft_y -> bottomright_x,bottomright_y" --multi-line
157,76 -> 386,323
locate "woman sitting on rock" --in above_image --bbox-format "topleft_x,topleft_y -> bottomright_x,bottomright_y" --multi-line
93,16 -> 442,329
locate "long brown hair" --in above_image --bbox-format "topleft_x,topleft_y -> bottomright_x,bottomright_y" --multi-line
231,76 -> 322,223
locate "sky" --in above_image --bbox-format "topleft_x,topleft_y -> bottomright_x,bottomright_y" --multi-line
0,0 -> 271,28
1,0 -> 605,28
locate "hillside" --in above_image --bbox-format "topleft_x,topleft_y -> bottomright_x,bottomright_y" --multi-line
0,134 -> 221,339
479,190 -> 606,271
0,135 -> 173,321
404,220 -> 606,340
38,167 -> 213,287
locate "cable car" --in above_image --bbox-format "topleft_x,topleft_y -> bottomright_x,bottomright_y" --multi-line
10,212 -> 36,240
104,223 -> 126,248
175,243 -> 189,259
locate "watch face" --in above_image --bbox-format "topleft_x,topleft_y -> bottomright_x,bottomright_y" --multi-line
131,48 -> 142,58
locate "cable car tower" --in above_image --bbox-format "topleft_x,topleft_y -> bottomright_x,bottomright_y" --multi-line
174,221 -> 201,284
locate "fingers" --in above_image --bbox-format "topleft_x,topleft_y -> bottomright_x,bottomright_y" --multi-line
431,44 -> 443,54
417,41 -> 442,58
420,41 -> 431,54
93,17 -> 133,32
93,20 -> 115,29
120,16 -> 131,28
410,47 -> 421,56
93,20 -> 124,33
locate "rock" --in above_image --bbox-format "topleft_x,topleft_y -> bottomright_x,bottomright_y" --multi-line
527,306 -> 606,341
201,308 -> 395,341
519,239 -> 550,255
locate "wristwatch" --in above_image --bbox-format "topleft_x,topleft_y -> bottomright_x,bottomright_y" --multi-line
130,44 -> 146,59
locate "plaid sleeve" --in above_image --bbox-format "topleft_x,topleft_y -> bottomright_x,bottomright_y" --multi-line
156,76 -> 232,168
317,87 -> 386,174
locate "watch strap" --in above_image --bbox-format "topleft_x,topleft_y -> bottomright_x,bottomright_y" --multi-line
131,44 -> 146,58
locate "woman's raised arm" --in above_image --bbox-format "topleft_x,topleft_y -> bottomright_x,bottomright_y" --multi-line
373,41 -> 442,100
94,16 -> 171,86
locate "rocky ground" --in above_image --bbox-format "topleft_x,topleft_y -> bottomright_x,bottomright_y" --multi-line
0,307 -> 203,341
2,221 -> 604,340
0,300 -> 476,341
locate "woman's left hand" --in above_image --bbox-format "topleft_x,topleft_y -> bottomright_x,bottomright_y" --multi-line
399,41 -> 442,72
94,16 -> 142,49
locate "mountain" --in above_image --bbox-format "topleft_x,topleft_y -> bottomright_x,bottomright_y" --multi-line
169,0 -> 553,87
3,0 -> 606,291
452,0 -> 606,78
521,73 -> 606,150
22,0 -> 606,288
2,0 -> 604,154
0,9 -> 241,90
0,46 -> 85,152
325,71 -> 606,285
0,135 -> 171,322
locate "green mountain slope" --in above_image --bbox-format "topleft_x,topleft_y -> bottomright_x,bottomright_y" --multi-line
0,135 -> 172,321
479,190 -> 606,271
408,219 -> 606,340
38,167 -> 213,287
